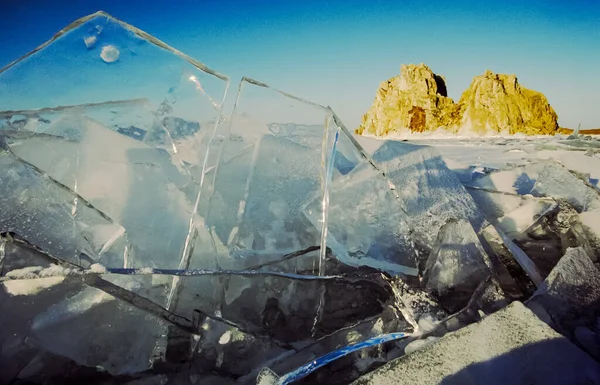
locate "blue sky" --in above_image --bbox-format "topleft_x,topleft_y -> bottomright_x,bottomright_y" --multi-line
1,0 -> 599,129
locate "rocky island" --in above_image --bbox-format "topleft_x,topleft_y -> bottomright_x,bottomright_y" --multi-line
357,64 -> 560,136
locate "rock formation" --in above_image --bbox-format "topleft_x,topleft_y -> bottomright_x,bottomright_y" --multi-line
456,70 -> 559,135
357,64 -> 560,136
357,64 -> 457,136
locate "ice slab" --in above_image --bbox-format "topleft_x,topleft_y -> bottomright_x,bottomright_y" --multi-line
0,243 -> 169,378
0,12 -> 228,117
181,78 -> 418,279
354,136 -> 487,252
0,147 -> 129,267
422,219 -> 494,313
0,12 -> 229,309
531,162 -> 600,213
314,131 -> 420,275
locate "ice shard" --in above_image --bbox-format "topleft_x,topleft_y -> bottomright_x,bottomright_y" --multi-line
0,241 -> 170,377
314,123 -> 419,275
422,219 -> 495,313
0,12 -> 229,306
531,162 -> 600,213
170,78 -> 419,319
0,145 -> 129,267
0,10 -> 228,379
354,136 -> 487,255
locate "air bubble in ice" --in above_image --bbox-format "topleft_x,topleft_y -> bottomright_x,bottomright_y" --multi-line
84,35 -> 97,48
101,45 -> 120,63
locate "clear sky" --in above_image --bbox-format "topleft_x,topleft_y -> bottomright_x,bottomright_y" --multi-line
1,0 -> 599,129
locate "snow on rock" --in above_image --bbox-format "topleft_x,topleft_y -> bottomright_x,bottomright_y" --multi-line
526,247 -> 600,336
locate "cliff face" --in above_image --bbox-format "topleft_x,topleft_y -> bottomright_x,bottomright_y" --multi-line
357,64 -> 457,136
456,70 -> 559,135
357,65 -> 559,136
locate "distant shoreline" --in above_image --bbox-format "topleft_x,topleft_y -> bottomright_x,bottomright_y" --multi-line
558,128 -> 600,135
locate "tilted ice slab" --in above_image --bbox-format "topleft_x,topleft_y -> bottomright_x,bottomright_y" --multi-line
0,10 -> 228,375
354,136 -> 487,253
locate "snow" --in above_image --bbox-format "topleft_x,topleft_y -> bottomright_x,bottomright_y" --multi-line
385,135 -> 600,241
219,330 -> 232,345
88,263 -> 107,273
580,209 -> 600,238
5,265 -> 79,279
2,276 -> 65,296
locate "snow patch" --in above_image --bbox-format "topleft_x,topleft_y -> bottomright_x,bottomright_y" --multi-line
88,263 -> 107,273
2,276 -> 65,296
6,264 -> 80,279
